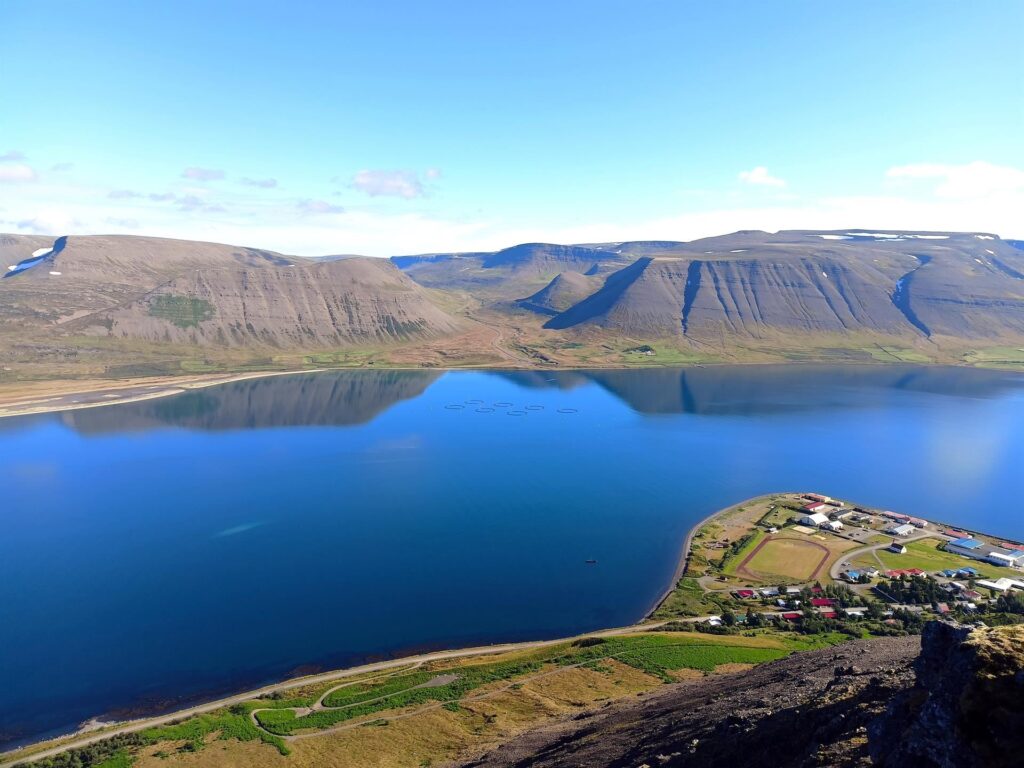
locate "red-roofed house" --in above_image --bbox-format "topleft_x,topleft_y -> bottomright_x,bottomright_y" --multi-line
810,597 -> 835,607
800,502 -> 830,514
733,589 -> 756,600
780,612 -> 802,621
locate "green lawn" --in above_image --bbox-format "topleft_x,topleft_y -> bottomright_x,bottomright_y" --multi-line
653,576 -> 724,618
858,538 -> 993,577
720,530 -> 766,576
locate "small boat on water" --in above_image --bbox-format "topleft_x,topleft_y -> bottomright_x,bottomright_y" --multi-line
585,559 -> 598,564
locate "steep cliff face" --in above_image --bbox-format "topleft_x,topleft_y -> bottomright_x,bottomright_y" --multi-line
869,622 -> 1024,768
82,258 -> 461,347
543,232 -> 1024,346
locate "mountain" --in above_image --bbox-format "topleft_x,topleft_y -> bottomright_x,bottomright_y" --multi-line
391,243 -> 629,303
518,271 -> 601,315
0,234 -> 461,351
543,230 -> 1024,347
78,257 -> 460,347
4,228 -> 1024,380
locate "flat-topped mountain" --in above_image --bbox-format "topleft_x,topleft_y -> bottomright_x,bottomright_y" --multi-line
541,230 -> 1024,345
0,234 -> 461,355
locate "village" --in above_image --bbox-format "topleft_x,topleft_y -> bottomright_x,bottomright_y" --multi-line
675,492 -> 1024,631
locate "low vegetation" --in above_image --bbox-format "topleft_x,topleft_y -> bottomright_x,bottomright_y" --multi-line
16,632 -> 832,768
146,295 -> 215,329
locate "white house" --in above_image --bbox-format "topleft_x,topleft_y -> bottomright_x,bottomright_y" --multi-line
800,512 -> 830,527
821,520 -> 844,532
886,524 -> 915,537
976,578 -> 1024,593
987,552 -> 1019,568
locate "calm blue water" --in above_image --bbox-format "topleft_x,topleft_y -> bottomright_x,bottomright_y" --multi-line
3,365 -> 1024,746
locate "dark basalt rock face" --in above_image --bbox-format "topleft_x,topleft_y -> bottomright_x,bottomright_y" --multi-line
458,636 -> 921,768
869,622 -> 1024,768
458,623 -> 1024,768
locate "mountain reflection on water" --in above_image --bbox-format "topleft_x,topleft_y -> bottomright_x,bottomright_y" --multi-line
57,364 -> 1024,433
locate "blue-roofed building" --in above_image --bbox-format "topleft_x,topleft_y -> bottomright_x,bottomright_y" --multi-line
946,537 -> 991,563
950,537 -> 983,549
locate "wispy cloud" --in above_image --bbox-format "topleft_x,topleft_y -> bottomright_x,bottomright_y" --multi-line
108,189 -> 143,199
351,169 -> 428,199
297,199 -> 344,214
738,166 -> 786,187
105,216 -> 140,229
51,162 -> 74,172
182,167 -> 225,181
148,192 -> 176,202
1,150 -> 27,162
0,164 -> 37,183
886,161 -> 1024,199
240,177 -> 278,189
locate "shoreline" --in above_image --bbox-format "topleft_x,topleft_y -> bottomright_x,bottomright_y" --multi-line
643,493 -> 794,619
0,620 -> 672,765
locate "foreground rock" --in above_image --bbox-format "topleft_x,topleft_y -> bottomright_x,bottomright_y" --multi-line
870,622 -> 1024,768
456,623 -> 1024,768
455,636 -> 920,768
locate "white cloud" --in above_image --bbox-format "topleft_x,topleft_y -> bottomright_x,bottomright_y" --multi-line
0,164 -> 38,183
1,150 -> 27,162
297,199 -> 344,214
108,189 -> 143,199
241,177 -> 278,189
738,166 -> 786,187
13,210 -> 80,234
425,168 -> 442,180
886,161 -> 1024,199
182,167 -> 225,181
351,169 -> 426,199
5,160 -> 1022,256
105,216 -> 140,229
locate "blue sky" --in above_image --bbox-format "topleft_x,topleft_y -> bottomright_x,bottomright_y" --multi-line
2,1 -> 1022,254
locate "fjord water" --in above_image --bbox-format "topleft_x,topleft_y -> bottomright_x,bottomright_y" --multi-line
3,366 -> 1024,746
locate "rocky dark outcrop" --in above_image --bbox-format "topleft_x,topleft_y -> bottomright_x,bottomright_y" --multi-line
456,636 -> 920,768
869,622 -> 1024,768
456,623 -> 1024,768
